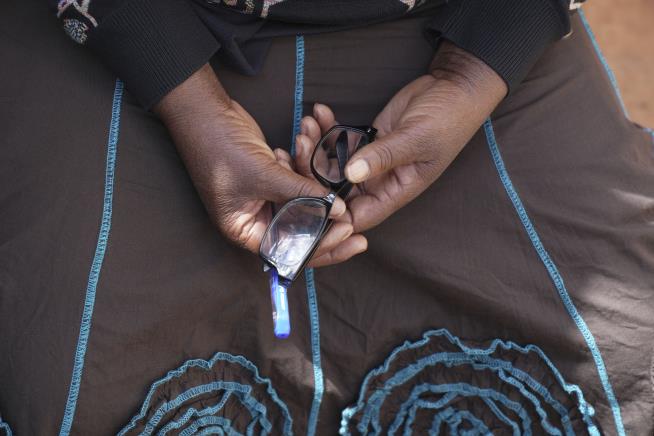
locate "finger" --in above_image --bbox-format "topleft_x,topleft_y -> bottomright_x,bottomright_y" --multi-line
261,164 -> 347,218
308,234 -> 368,268
311,221 -> 353,259
294,134 -> 314,178
313,103 -> 338,134
273,148 -> 294,171
346,172 -> 428,233
344,130 -> 420,183
301,116 -> 322,146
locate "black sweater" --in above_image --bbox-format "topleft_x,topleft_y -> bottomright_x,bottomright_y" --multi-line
52,0 -> 584,109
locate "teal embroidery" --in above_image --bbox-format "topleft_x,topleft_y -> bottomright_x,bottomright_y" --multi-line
290,34 -> 325,436
484,118 -> 625,436
341,329 -> 599,435
157,392 -> 233,435
0,418 -> 13,436
118,352 -> 292,435
180,417 -> 238,436
429,407 -> 492,436
59,79 -> 123,436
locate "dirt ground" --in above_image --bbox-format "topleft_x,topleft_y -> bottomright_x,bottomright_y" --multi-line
583,0 -> 654,128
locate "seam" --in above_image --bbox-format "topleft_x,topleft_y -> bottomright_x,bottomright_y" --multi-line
58,78 -> 124,436
483,118 -> 625,436
290,34 -> 305,158
578,9 -> 628,118
304,268 -> 324,436
290,35 -> 325,436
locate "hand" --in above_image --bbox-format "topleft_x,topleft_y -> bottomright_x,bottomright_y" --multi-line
155,64 -> 366,265
295,42 -> 507,233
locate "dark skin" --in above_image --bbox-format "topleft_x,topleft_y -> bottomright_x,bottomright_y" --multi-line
154,41 -> 507,267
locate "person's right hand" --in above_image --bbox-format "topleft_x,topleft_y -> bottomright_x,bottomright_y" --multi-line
154,64 -> 367,264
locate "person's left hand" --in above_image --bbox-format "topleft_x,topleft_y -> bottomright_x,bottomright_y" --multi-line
294,41 -> 507,234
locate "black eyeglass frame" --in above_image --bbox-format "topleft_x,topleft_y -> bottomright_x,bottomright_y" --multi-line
309,125 -> 377,198
259,125 -> 377,283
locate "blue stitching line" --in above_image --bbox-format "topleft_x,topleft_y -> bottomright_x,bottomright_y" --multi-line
367,353 -> 564,436
290,34 -> 305,157
429,408 -> 491,436
384,356 -> 572,436
157,391 -> 233,436
404,396 -> 484,436
180,416 -> 239,436
197,426 -> 230,436
304,267 -> 324,436
340,329 -> 598,436
402,384 -> 529,436
480,397 -> 521,436
117,352 -> 292,436
483,118 -> 626,436
144,382 -> 269,436
291,34 -> 325,436
59,78 -> 124,436
0,420 -> 13,436
414,395 -> 518,436
578,9 -> 628,117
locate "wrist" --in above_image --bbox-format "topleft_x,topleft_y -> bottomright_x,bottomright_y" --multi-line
429,41 -> 507,105
153,63 -> 232,128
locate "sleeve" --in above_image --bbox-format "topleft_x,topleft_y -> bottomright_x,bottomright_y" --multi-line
425,0 -> 575,93
52,0 -> 220,109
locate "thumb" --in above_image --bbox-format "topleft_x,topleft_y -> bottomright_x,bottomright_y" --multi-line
344,129 -> 418,183
261,164 -> 346,217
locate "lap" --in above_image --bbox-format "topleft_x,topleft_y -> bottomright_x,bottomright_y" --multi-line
1,1 -> 652,434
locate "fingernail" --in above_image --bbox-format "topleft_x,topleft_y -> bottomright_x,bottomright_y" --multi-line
314,103 -> 326,117
300,120 -> 309,135
295,135 -> 303,154
346,160 -> 370,182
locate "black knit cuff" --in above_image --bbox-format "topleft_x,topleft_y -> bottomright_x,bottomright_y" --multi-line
88,0 -> 220,109
425,0 -> 570,93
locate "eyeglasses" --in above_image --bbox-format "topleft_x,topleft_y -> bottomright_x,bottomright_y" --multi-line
259,125 -> 377,338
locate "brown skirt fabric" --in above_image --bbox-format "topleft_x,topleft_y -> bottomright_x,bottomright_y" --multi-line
1,1 -> 653,435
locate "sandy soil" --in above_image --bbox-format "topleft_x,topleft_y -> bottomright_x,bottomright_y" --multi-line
583,0 -> 654,127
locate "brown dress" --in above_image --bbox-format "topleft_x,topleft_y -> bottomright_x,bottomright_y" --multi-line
0,1 -> 652,435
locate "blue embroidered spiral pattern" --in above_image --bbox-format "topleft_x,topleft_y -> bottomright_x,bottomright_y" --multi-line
340,329 -> 600,436
118,352 -> 292,436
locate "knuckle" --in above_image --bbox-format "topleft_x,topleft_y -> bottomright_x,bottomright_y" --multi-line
290,177 -> 320,199
375,142 -> 395,171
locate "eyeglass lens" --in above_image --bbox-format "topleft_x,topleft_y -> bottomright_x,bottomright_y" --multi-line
312,128 -> 369,184
260,199 -> 328,279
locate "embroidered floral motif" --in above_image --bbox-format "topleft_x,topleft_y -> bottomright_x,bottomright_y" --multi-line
340,329 -> 600,435
120,329 -> 599,435
118,352 -> 293,436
